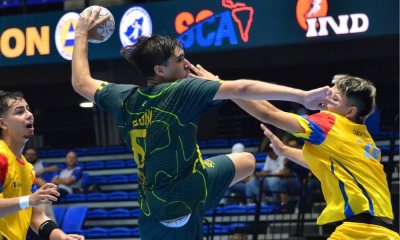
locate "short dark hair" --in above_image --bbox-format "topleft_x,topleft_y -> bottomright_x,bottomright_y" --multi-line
0,91 -> 25,138
120,35 -> 184,79
332,75 -> 377,124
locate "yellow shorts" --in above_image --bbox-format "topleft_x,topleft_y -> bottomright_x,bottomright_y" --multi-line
328,222 -> 400,240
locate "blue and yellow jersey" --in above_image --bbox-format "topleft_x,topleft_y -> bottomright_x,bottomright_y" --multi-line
289,111 -> 393,225
0,141 -> 38,240
95,78 -> 225,221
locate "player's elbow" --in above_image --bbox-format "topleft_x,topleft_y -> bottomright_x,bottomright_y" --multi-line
71,75 -> 89,94
234,79 -> 252,98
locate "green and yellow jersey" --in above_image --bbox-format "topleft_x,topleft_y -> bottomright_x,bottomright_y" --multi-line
95,78 -> 225,221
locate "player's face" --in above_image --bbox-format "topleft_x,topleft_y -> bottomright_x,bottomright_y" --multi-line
65,152 -> 78,167
163,47 -> 191,82
25,149 -> 38,163
326,85 -> 349,115
0,99 -> 34,141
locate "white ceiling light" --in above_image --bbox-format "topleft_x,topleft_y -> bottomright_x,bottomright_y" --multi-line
79,102 -> 94,108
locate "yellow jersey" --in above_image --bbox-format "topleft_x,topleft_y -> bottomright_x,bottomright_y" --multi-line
0,141 -> 38,240
290,111 -> 393,225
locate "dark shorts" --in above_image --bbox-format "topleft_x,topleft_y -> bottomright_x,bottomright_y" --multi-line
138,155 -> 235,240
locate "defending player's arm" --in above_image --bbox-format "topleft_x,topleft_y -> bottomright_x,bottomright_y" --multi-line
0,183 -> 59,218
233,99 -> 304,133
30,206 -> 85,240
72,7 -> 110,103
260,124 -> 309,169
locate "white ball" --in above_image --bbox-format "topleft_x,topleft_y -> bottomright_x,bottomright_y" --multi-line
82,5 -> 115,43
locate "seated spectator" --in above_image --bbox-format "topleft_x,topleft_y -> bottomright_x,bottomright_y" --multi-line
25,148 -> 60,188
51,151 -> 83,199
222,143 -> 249,205
245,145 -> 288,205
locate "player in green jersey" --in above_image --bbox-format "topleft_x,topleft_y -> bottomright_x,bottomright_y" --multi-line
71,8 -> 341,240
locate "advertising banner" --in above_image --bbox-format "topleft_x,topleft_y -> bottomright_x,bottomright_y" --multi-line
0,0 -> 397,67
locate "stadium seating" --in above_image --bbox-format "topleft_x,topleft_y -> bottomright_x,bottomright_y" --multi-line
53,206 -> 67,226
61,206 -> 88,234
69,148 -> 87,156
85,161 -> 105,170
87,147 -> 106,155
106,146 -> 127,154
105,160 -> 126,169
107,175 -> 129,183
208,139 -> 230,148
48,149 -> 67,157
86,209 -> 108,219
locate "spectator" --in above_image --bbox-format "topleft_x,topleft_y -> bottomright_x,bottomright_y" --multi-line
245,145 -> 287,205
51,151 -> 83,199
25,148 -> 60,188
222,143 -> 249,205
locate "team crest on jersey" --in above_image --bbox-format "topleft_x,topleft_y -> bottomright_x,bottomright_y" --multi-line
119,6 -> 152,47
55,12 -> 80,60
204,160 -> 215,168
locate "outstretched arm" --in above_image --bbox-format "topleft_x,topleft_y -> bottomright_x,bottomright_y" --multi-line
260,124 -> 309,169
189,65 -> 339,133
233,99 -> 304,132
214,80 -> 340,111
72,7 -> 110,102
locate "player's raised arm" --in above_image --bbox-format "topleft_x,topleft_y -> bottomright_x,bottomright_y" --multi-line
72,7 -> 110,102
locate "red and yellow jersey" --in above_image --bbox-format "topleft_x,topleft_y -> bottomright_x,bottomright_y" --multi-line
290,111 -> 393,225
0,141 -> 38,240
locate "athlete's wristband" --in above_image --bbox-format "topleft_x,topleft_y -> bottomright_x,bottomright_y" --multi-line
19,196 -> 30,209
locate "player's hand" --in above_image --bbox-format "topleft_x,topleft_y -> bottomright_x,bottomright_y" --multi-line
29,183 -> 59,206
302,86 -> 342,110
76,6 -> 110,41
189,64 -> 220,81
260,124 -> 286,157
61,234 -> 85,240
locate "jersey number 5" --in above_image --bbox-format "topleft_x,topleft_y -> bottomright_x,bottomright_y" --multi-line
130,129 -> 147,168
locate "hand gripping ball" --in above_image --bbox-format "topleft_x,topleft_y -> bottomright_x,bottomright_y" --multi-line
82,5 -> 115,43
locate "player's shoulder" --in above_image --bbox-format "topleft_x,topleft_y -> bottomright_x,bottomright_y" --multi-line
307,111 -> 337,122
0,147 -> 9,165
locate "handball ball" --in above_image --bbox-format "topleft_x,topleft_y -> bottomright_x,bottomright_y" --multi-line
82,5 -> 115,43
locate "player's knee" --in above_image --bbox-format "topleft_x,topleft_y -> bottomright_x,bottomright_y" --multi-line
241,152 -> 256,172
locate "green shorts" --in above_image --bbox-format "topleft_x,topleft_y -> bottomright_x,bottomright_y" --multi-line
138,155 -> 235,240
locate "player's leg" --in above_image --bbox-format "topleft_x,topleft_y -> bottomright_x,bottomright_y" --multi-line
225,152 -> 255,186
